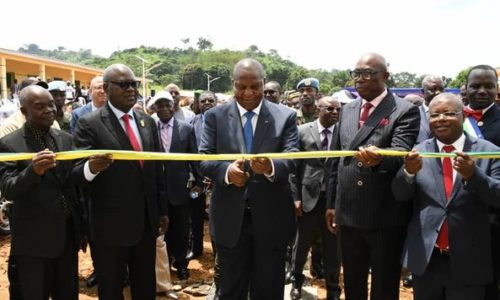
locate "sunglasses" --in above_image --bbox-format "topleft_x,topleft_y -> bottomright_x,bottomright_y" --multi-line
200,98 -> 215,104
108,80 -> 140,89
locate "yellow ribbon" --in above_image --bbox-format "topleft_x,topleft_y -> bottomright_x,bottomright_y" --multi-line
0,149 -> 499,162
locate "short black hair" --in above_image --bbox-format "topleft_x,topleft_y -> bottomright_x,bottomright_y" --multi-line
466,65 -> 498,86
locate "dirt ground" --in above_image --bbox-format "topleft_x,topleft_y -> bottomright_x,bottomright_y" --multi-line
0,230 -> 414,299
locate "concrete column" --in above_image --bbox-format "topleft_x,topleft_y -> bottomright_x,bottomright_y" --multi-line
70,69 -> 75,84
38,64 -> 46,81
0,57 -> 7,100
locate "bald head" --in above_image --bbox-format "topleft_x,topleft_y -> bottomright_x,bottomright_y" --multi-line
103,64 -> 134,82
429,93 -> 463,113
318,96 -> 339,107
233,58 -> 265,80
20,85 -> 56,130
357,53 -> 388,73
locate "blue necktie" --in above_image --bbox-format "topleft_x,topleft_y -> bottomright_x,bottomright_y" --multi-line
244,111 -> 254,153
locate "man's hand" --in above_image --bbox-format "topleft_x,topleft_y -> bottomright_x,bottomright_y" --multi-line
250,157 -> 272,175
228,159 -> 249,187
294,200 -> 302,217
191,185 -> 203,195
454,152 -> 475,180
32,149 -> 56,176
404,150 -> 422,175
89,154 -> 113,174
356,145 -> 383,167
325,209 -> 337,234
158,215 -> 169,236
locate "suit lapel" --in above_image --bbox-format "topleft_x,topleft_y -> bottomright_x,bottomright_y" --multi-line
134,111 -> 150,151
427,139 -> 448,207
349,94 -> 396,150
101,104 -> 132,151
342,100 -> 361,150
310,121 -> 322,151
169,119 -> 180,152
228,102 -> 246,153
253,101 -> 272,153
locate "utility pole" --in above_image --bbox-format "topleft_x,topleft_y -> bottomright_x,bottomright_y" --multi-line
205,73 -> 220,91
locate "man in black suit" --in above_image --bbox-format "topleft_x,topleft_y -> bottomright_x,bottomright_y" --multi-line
392,93 -> 500,300
199,58 -> 299,299
0,86 -> 83,299
416,75 -> 444,143
462,65 -> 500,300
73,64 -> 168,300
188,90 -> 218,259
151,91 -> 202,280
290,96 -> 342,300
326,53 -> 420,300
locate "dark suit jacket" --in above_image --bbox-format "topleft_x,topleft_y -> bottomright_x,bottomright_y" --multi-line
327,93 -> 420,228
392,136 -> 500,285
70,102 -> 92,134
291,120 -> 335,212
162,118 -> 202,206
416,105 -> 431,143
0,126 -> 81,258
190,113 -> 203,148
72,104 -> 166,247
199,100 -> 299,248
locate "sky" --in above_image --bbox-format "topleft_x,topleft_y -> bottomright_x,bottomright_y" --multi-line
2,0 -> 499,78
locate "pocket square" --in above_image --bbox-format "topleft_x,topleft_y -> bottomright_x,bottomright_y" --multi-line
379,118 -> 390,126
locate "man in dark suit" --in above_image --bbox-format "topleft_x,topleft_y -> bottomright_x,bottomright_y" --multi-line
199,58 -> 298,299
0,86 -> 83,299
73,64 -> 168,300
70,76 -> 107,134
392,93 -> 500,300
189,90 -> 217,259
326,53 -> 420,300
462,65 -> 500,300
290,96 -> 342,300
151,91 -> 202,280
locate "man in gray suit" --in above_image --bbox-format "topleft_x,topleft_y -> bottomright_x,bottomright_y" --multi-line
326,53 -> 420,300
290,96 -> 342,300
392,93 -> 500,300
416,75 -> 445,143
199,58 -> 298,299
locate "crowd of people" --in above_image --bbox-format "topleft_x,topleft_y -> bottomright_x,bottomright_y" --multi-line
1,53 -> 500,300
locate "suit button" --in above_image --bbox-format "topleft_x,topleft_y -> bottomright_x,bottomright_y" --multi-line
357,162 -> 363,168
357,180 -> 363,186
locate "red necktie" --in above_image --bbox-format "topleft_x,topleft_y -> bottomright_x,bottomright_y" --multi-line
122,114 -> 143,167
436,144 -> 455,251
359,102 -> 373,128
464,107 -> 483,121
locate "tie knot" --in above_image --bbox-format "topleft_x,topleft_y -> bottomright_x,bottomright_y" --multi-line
322,128 -> 331,135
442,145 -> 455,153
363,102 -> 373,109
122,114 -> 130,122
464,107 -> 483,121
245,111 -> 255,119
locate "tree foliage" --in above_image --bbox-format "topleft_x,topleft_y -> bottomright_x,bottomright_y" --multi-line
17,43 -> 467,93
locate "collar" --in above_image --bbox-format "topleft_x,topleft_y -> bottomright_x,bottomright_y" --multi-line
317,119 -> 335,134
236,99 -> 263,117
362,88 -> 387,108
467,102 -> 495,114
422,101 -> 429,113
158,117 -> 174,129
108,101 -> 135,121
436,133 -> 466,152
91,102 -> 101,112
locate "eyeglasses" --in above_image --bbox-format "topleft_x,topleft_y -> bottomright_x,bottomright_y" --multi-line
200,98 -> 215,104
349,69 -> 379,80
319,106 -> 341,112
107,81 -> 140,89
429,111 -> 461,119
264,90 -> 277,95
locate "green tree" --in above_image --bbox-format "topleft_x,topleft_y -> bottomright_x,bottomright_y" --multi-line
181,64 -> 205,90
206,64 -> 231,92
448,67 -> 470,88
197,37 -> 213,51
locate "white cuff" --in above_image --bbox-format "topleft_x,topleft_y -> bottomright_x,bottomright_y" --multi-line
84,161 -> 99,182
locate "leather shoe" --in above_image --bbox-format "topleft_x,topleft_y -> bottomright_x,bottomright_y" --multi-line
309,268 -> 324,279
186,250 -> 202,261
403,273 -> 413,288
177,268 -> 190,280
86,271 -> 98,288
290,285 -> 302,300
327,294 -> 341,300
165,290 -> 179,299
